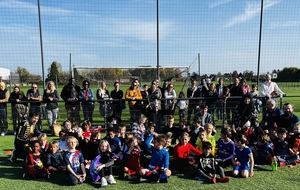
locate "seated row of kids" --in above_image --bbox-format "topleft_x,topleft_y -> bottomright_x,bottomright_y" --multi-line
20,115 -> 300,186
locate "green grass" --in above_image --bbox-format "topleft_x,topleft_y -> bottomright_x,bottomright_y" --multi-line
2,135 -> 300,190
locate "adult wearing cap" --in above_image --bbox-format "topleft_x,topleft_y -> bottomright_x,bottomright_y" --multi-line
61,78 -> 81,125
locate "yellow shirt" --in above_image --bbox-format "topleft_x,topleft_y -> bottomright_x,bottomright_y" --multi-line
196,135 -> 216,156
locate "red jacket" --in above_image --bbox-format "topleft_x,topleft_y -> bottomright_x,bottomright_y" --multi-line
173,142 -> 202,161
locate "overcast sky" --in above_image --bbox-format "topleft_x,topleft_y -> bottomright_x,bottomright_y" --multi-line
0,0 -> 299,77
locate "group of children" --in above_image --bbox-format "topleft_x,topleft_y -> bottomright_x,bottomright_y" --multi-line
19,115 -> 300,186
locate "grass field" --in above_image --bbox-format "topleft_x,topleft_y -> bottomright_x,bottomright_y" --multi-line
1,83 -> 300,189
2,132 -> 300,190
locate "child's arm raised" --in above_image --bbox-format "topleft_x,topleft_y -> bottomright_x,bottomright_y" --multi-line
144,134 -> 154,150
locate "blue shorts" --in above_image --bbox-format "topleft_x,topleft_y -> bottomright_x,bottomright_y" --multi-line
233,164 -> 250,171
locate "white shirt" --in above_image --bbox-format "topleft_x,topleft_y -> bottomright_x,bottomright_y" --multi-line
177,100 -> 187,110
260,81 -> 284,97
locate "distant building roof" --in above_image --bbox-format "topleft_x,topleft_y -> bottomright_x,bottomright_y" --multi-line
0,68 -> 10,80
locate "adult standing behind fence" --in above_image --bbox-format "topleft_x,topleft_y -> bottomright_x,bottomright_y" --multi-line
43,81 -> 59,129
26,83 -> 42,131
96,82 -> 112,121
10,86 -> 26,134
110,81 -> 124,119
125,81 -> 142,123
0,82 -> 9,136
186,79 -> 201,125
147,80 -> 162,129
61,78 -> 81,125
10,86 -> 20,132
79,80 -> 95,124
226,77 -> 243,125
261,74 -> 286,107
163,83 -> 177,121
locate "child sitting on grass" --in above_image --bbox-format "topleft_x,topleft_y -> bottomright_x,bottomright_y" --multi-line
45,140 -> 65,179
196,141 -> 230,184
38,133 -> 49,153
104,127 -> 122,155
273,128 -> 299,167
232,134 -> 254,178
288,122 -> 300,162
196,128 -> 216,156
58,130 -> 68,152
173,132 -> 202,170
22,140 -> 48,179
139,134 -> 171,183
80,131 -> 101,169
117,124 -> 127,144
190,117 -> 204,147
63,136 -> 86,185
251,134 -> 275,166
90,140 -> 117,187
123,137 -> 141,179
216,126 -> 235,168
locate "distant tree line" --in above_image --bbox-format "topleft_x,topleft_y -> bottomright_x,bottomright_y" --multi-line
191,67 -> 300,83
15,62 -> 300,84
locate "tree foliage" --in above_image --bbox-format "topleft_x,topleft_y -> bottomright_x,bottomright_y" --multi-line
16,67 -> 31,83
15,66 -> 42,83
47,61 -> 62,82
276,67 -> 299,82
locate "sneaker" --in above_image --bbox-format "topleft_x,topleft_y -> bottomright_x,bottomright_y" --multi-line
210,177 -> 216,184
47,173 -> 51,179
108,175 -> 116,184
9,150 -> 16,163
140,177 -> 148,182
1,132 -> 5,136
219,177 -> 230,183
22,173 -> 26,179
101,177 -> 108,187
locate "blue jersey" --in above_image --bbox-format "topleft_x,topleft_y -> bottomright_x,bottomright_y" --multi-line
63,150 -> 84,173
273,138 -> 289,156
262,107 -> 283,130
252,142 -> 274,157
217,138 -> 235,161
106,136 -> 121,154
145,134 -> 169,169
234,146 -> 252,167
